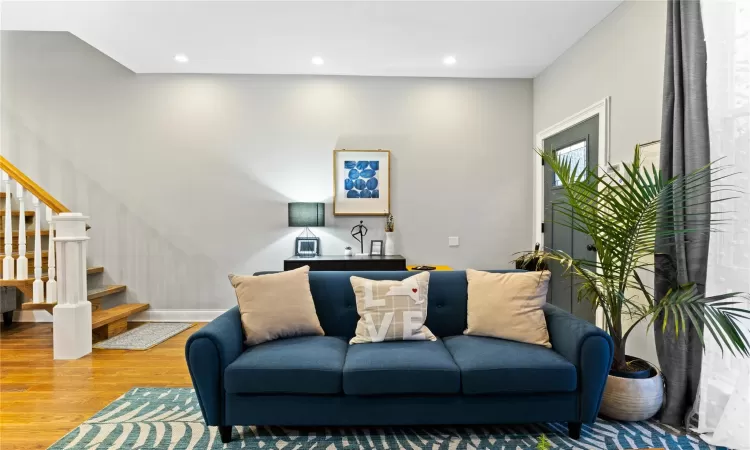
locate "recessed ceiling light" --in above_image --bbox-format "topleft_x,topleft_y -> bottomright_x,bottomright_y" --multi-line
174,53 -> 189,63
311,56 -> 324,66
443,55 -> 457,66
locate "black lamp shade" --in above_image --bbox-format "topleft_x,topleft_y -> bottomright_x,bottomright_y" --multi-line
288,203 -> 325,227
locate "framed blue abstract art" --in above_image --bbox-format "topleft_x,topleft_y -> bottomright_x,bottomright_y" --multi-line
333,149 -> 390,216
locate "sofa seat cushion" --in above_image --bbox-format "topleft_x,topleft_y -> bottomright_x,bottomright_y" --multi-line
225,336 -> 347,394
443,335 -> 577,394
343,339 -> 460,395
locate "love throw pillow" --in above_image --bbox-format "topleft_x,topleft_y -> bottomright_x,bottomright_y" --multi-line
349,272 -> 436,344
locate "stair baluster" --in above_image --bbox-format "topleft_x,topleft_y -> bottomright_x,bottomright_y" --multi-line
16,185 -> 28,279
32,196 -> 44,303
2,172 -> 13,280
46,206 -> 57,303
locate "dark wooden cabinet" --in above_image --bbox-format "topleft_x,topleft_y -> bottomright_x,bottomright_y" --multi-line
284,255 -> 407,271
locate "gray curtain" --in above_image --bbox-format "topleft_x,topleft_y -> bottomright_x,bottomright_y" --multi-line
655,0 -> 710,427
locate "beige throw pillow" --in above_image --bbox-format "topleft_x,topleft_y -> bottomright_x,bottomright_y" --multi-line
350,272 -> 436,344
229,266 -> 324,346
465,269 -> 552,348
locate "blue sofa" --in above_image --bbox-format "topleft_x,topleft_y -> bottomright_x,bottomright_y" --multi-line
185,270 -> 614,444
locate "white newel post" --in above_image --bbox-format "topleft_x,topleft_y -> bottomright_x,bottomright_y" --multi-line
16,185 -> 28,279
32,197 -> 44,303
52,213 -> 91,360
46,207 -> 57,304
2,172 -> 13,280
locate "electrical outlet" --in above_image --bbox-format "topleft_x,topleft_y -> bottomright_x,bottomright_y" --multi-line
448,237 -> 460,247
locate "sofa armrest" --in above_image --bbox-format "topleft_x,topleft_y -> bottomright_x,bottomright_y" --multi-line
543,304 -> 613,423
185,306 -> 244,426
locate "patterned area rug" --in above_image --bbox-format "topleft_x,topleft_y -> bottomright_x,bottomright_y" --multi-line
93,323 -> 194,350
48,388 -> 723,450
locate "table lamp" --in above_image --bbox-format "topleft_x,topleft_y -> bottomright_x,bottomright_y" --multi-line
288,202 -> 325,257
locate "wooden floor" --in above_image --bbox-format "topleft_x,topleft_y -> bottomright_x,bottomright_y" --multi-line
0,321 -> 202,450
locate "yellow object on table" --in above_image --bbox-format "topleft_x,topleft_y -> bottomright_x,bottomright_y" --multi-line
407,265 -> 453,271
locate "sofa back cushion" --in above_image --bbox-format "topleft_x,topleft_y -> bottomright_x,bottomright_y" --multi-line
253,270 -> 523,338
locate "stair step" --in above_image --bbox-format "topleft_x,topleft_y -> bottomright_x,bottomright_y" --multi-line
87,266 -> 105,275
19,282 -> 124,311
39,266 -> 103,282
0,266 -> 104,288
10,250 -> 48,259
92,303 -> 149,328
0,229 -> 50,239
87,285 -> 126,300
0,210 -> 34,218
19,302 -> 54,311
92,303 -> 149,339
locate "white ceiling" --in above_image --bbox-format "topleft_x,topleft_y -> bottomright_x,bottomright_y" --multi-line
1,1 -> 622,78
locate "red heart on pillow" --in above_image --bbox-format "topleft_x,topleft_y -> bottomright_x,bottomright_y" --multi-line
412,288 -> 418,293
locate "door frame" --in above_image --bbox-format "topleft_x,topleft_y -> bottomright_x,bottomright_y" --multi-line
532,97 -> 610,247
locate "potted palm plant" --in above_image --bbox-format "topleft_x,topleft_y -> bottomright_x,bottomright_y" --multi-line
514,243 -> 549,271
539,145 -> 750,421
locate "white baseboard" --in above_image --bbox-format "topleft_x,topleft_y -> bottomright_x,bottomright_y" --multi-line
13,309 -> 226,323
129,309 -> 226,322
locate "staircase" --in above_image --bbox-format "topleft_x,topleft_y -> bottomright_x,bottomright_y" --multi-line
0,156 -> 149,343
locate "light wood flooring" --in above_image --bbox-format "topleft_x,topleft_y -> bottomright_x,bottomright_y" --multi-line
1,323 -> 668,450
0,322 -> 202,450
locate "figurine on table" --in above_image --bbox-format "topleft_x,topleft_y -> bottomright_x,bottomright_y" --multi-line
351,220 -> 368,255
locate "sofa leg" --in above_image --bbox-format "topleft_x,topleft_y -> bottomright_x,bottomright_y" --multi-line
3,311 -> 13,327
219,425 -> 232,443
568,422 -> 582,439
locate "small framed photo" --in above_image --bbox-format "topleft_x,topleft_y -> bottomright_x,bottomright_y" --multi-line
370,240 -> 384,256
295,237 -> 320,257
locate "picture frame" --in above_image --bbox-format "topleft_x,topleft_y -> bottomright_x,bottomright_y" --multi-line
295,237 -> 320,257
605,140 -> 660,185
370,240 -> 384,256
639,140 -> 660,169
333,149 -> 391,216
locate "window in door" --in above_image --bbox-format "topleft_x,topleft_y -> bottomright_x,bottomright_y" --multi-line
552,140 -> 587,187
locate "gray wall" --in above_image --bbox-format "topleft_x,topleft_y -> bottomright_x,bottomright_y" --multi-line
533,0 -> 667,365
2,31 -> 534,313
534,0 -> 667,163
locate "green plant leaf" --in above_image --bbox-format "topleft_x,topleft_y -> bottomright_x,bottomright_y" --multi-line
536,145 -> 748,360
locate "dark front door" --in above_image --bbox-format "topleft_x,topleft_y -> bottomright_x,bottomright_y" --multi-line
543,115 -> 599,323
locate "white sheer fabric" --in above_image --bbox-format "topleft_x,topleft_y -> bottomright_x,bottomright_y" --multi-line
697,1 -> 750,448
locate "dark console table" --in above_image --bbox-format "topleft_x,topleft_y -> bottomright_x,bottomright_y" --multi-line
284,255 -> 407,271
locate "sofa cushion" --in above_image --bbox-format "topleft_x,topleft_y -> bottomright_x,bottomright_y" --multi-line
224,336 -> 347,394
443,335 -> 577,394
343,339 -> 460,395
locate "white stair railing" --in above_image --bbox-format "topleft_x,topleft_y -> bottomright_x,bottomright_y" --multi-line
16,185 -> 28,280
3,172 -> 13,280
0,157 -> 91,359
32,196 -> 44,303
46,206 -> 57,304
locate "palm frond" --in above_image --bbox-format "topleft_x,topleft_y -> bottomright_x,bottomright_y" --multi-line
646,288 -> 750,357
537,145 -> 749,368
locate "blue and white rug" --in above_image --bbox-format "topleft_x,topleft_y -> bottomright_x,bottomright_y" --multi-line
48,388 -> 722,450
